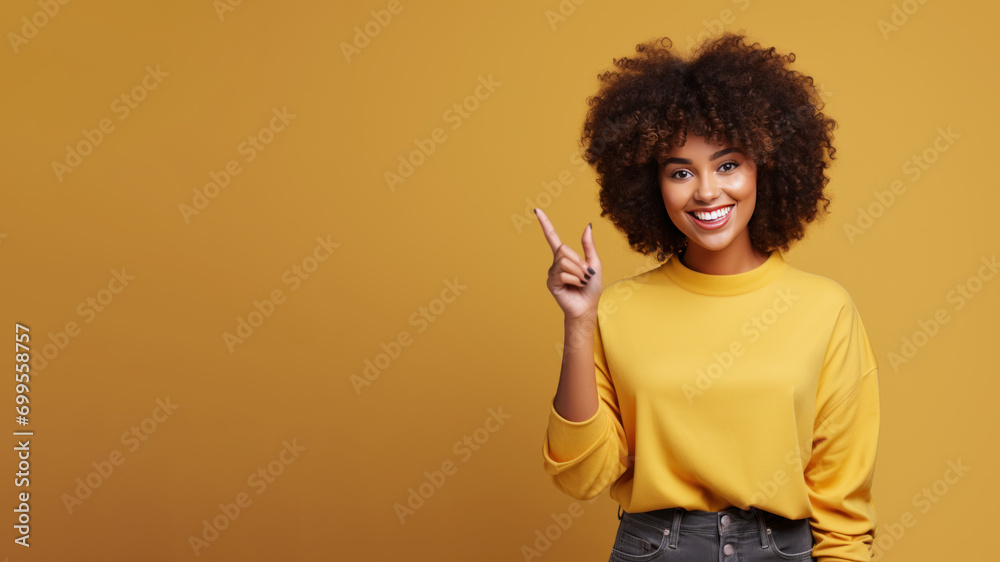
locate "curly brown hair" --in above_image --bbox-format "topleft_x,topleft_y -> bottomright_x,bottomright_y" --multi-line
580,31 -> 837,262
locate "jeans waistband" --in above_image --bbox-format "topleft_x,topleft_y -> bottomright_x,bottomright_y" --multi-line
618,505 -> 775,549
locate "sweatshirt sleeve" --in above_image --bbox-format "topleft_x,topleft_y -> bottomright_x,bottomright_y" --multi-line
541,314 -> 630,501
806,296 -> 880,562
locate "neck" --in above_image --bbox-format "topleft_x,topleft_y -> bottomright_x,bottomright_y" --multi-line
680,237 -> 769,275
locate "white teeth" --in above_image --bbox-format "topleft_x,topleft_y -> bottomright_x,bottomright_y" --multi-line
692,205 -> 733,221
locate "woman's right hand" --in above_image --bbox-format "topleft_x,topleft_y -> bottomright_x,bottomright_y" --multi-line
534,208 -> 603,321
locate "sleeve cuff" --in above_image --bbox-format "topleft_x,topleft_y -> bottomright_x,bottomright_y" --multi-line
544,399 -> 611,464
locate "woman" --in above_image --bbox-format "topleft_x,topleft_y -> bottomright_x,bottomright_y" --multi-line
535,31 -> 879,561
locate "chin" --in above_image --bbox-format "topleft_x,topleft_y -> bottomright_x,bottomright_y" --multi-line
686,237 -> 735,252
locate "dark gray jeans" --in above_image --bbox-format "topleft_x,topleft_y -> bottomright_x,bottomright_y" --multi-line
610,505 -> 816,561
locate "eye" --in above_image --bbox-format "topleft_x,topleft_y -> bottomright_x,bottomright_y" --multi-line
719,160 -> 740,172
669,169 -> 691,180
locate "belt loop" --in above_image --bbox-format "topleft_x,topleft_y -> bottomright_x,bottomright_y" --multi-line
752,507 -> 769,549
618,505 -> 624,520
667,508 -> 682,548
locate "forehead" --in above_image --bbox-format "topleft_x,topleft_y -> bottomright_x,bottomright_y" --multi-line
666,134 -> 730,153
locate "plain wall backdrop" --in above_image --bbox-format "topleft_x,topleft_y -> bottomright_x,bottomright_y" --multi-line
1,0 -> 997,560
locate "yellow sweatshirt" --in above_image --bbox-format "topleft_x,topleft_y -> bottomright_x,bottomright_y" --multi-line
541,250 -> 879,562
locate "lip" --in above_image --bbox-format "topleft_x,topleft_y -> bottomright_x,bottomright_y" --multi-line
687,204 -> 734,230
688,204 -> 733,213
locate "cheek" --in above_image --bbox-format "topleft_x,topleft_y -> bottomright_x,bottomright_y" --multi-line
739,188 -> 757,221
660,187 -> 686,213
732,174 -> 757,205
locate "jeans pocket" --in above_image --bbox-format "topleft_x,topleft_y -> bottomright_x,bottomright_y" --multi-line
764,519 -> 815,561
609,515 -> 669,561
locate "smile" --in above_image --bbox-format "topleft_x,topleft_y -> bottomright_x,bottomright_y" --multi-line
687,204 -> 734,229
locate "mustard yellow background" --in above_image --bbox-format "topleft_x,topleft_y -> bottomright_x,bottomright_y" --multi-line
1,0 -> 996,560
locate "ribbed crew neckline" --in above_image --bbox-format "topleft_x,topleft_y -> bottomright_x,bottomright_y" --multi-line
662,250 -> 787,296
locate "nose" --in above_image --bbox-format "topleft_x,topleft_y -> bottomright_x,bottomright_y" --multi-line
694,175 -> 721,202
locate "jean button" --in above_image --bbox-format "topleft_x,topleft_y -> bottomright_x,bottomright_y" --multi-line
721,514 -> 731,526
723,544 -> 735,555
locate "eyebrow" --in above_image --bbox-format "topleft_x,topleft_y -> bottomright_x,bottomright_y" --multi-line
662,147 -> 744,166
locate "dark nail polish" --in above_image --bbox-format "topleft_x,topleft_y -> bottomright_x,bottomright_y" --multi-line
587,267 -> 596,275
533,208 -> 538,215
584,273 -> 591,280
581,279 -> 588,285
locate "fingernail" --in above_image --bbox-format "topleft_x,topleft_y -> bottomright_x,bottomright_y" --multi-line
584,273 -> 591,280
533,208 -> 538,215
588,222 -> 592,230
587,266 -> 596,275
581,279 -> 588,285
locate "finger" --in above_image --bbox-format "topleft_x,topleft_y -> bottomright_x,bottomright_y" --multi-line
580,223 -> 599,272
534,208 -> 563,254
555,244 -> 588,278
552,255 -> 587,282
557,271 -> 587,288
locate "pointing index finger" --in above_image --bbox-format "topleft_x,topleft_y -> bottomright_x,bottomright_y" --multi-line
534,208 -> 563,254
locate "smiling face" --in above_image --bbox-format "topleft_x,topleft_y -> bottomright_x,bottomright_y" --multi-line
658,133 -> 764,273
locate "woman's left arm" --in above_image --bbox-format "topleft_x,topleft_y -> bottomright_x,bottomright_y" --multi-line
806,296 -> 880,562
